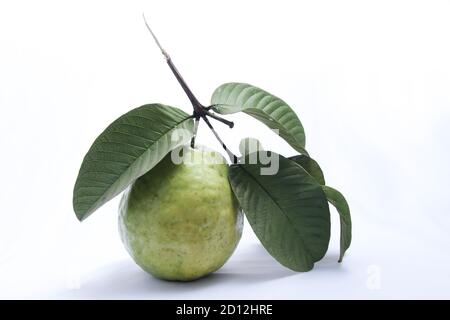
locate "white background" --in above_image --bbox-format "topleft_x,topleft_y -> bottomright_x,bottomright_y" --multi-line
1,0 -> 449,299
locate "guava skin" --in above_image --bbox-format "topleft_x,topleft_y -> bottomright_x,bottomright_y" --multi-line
119,147 -> 243,281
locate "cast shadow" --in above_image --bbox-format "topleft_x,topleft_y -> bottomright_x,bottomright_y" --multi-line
55,244 -> 344,298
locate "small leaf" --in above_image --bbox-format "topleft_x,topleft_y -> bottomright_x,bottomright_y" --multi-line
73,104 -> 194,221
211,83 -> 308,155
289,155 -> 325,185
239,137 -> 264,156
228,152 -> 330,271
322,186 -> 352,262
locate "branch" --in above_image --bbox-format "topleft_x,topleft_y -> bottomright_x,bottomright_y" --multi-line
205,111 -> 234,128
143,13 -> 203,112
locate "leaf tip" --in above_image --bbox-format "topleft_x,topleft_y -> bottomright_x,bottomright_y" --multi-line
73,200 -> 90,222
338,252 -> 346,263
74,208 -> 86,222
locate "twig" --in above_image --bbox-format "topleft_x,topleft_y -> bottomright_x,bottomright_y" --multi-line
143,13 -> 237,157
190,116 -> 200,148
202,116 -> 238,163
205,111 -> 234,128
143,13 -> 203,112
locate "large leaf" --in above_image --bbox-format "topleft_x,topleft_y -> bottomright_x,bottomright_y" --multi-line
228,152 -> 330,271
289,155 -> 325,185
73,104 -> 194,221
322,186 -> 352,262
211,83 -> 308,155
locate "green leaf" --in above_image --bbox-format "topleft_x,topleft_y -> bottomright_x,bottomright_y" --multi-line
322,186 -> 352,262
289,155 -> 351,262
73,104 -> 194,221
239,137 -> 264,156
289,155 -> 325,185
211,83 -> 308,155
228,152 -> 330,271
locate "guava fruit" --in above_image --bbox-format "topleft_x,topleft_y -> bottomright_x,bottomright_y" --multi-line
119,146 -> 243,281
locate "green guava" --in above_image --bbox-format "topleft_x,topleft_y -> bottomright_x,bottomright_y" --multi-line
119,146 -> 243,281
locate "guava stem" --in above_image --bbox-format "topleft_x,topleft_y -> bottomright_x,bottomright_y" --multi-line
190,116 -> 200,148
202,115 -> 238,163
